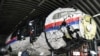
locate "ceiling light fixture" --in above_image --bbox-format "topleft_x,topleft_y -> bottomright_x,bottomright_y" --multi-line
93,13 -> 100,17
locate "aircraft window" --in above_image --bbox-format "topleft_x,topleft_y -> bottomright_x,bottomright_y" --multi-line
53,11 -> 68,19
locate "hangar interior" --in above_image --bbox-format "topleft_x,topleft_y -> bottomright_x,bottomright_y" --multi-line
0,0 -> 100,56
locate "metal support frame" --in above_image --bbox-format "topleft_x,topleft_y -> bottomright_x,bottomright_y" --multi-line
0,0 -> 4,10
94,38 -> 98,56
94,41 -> 98,56
62,0 -> 80,7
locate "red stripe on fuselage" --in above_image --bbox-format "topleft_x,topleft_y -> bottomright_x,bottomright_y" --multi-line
6,36 -> 17,44
65,17 -> 79,24
45,21 -> 63,30
45,17 -> 79,30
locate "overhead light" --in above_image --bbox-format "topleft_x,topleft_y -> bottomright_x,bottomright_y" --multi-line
93,13 -> 100,17
29,20 -> 34,26
90,50 -> 97,55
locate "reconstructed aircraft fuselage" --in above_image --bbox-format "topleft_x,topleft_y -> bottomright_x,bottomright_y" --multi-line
0,8 -> 97,56
45,8 -> 96,40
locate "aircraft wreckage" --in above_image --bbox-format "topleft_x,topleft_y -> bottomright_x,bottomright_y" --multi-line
0,8 -> 97,56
